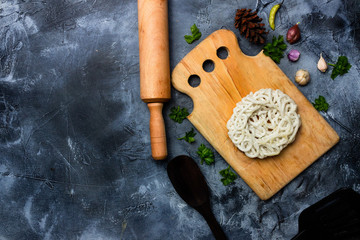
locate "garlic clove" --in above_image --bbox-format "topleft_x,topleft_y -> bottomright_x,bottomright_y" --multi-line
295,69 -> 310,86
317,53 -> 328,73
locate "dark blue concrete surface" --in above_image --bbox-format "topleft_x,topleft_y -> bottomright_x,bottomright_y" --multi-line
0,0 -> 359,239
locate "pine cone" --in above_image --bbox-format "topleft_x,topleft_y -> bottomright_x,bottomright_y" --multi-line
234,8 -> 268,44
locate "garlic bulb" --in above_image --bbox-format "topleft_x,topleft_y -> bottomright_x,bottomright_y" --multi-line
295,69 -> 310,85
317,53 -> 328,72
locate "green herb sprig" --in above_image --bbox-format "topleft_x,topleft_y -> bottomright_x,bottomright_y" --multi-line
263,35 -> 287,64
312,95 -> 329,112
169,106 -> 189,123
184,24 -> 202,44
197,144 -> 214,165
219,166 -> 238,186
178,128 -> 196,143
328,56 -> 352,80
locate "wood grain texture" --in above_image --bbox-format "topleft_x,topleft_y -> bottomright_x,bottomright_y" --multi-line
138,0 -> 170,102
171,29 -> 339,200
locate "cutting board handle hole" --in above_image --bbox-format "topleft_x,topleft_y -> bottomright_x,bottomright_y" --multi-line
216,47 -> 228,59
188,75 -> 201,88
202,60 -> 215,73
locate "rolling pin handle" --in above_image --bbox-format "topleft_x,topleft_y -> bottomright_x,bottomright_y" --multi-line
148,102 -> 167,160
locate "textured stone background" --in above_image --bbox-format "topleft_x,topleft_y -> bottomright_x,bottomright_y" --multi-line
0,0 -> 359,239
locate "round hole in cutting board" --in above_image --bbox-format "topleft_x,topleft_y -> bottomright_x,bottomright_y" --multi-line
202,60 -> 214,72
217,47 -> 228,59
188,74 -> 201,88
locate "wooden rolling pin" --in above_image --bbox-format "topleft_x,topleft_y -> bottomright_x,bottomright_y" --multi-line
138,0 -> 170,160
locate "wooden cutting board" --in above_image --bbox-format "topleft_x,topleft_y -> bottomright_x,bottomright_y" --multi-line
171,29 -> 339,200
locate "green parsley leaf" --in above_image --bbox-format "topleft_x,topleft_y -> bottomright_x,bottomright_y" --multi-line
178,128 -> 196,143
263,35 -> 287,64
219,166 -> 237,186
169,106 -> 189,123
328,56 -> 352,80
312,95 -> 329,112
197,144 -> 214,165
184,24 -> 202,44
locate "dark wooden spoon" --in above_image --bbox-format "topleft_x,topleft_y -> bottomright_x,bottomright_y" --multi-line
167,155 -> 227,240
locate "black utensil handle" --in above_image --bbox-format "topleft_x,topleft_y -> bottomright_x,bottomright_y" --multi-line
203,210 -> 227,240
197,204 -> 227,240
